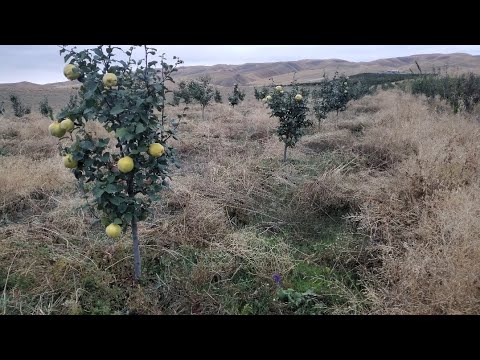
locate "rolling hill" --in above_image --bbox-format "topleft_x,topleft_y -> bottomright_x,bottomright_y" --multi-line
1,52 -> 479,111
172,52 -> 480,86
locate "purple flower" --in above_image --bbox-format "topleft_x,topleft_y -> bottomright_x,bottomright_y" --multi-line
272,273 -> 282,285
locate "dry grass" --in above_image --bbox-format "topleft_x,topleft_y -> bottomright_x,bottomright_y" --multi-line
0,155 -> 73,219
0,116 -> 59,159
2,88 -> 480,314
343,91 -> 480,314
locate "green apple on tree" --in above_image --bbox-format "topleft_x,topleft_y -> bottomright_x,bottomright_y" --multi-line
60,118 -> 75,132
49,122 -> 67,138
63,154 -> 77,168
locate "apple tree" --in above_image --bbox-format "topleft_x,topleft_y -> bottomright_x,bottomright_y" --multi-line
265,85 -> 311,162
214,89 -> 223,103
10,95 -> 30,117
172,80 -> 192,106
228,83 -> 245,108
254,86 -> 269,101
52,45 -> 183,281
39,96 -> 54,120
187,75 -> 215,121
312,72 -> 349,126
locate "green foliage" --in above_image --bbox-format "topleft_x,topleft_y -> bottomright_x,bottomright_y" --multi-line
173,76 -> 214,120
410,73 -> 480,113
228,83 -> 245,107
310,72 -> 380,123
276,288 -> 325,314
39,97 -> 54,120
58,45 -> 182,225
189,75 -> 215,108
254,86 -> 269,101
214,89 -> 223,103
301,73 -> 422,115
62,93 -> 80,113
172,81 -> 192,106
56,45 -> 183,279
347,72 -> 422,86
381,82 -> 395,91
0,101 -> 5,115
347,81 -> 375,101
265,84 -> 311,161
9,94 -> 31,117
311,72 -> 350,123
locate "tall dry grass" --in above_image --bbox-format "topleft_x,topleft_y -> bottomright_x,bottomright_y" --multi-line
338,91 -> 480,314
2,90 -> 480,314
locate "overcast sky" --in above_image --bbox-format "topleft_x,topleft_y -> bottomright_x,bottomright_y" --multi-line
1,45 -> 480,84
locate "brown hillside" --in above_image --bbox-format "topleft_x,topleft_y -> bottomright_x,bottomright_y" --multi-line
1,53 -> 479,110
173,53 -> 480,86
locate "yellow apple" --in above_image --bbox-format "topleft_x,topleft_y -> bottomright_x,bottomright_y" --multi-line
118,156 -> 134,173
103,73 -> 118,87
48,122 -> 67,138
64,64 -> 80,81
148,143 -> 165,157
295,94 -> 303,102
106,223 -> 122,238
63,154 -> 78,169
60,118 -> 75,132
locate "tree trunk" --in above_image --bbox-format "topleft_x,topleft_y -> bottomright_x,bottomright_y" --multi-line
127,173 -> 141,281
202,106 -> 205,121
131,217 -> 141,281
283,144 -> 288,162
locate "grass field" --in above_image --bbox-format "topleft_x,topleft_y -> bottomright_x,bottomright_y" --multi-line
1,87 -> 480,314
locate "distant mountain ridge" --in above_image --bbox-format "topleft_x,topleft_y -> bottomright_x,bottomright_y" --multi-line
171,53 -> 480,86
1,53 -> 479,90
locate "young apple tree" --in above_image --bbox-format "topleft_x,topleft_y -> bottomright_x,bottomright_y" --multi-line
187,75 -> 214,120
265,84 -> 311,162
254,86 -> 269,101
214,89 -> 223,103
52,45 -> 183,281
228,83 -> 245,108
312,72 -> 349,127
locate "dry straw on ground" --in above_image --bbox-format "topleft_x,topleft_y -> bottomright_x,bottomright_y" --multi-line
1,89 -> 480,314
